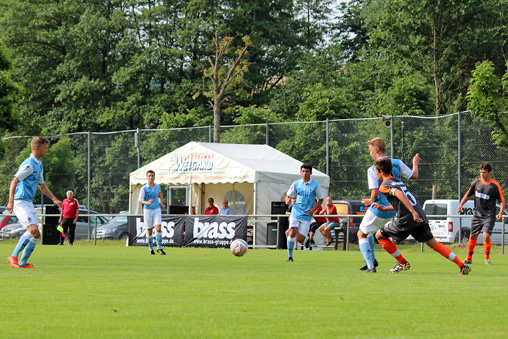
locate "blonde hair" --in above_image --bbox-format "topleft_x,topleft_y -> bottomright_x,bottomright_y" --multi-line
31,136 -> 50,151
367,137 -> 385,153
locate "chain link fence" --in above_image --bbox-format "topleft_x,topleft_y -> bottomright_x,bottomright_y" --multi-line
1,112 -> 507,214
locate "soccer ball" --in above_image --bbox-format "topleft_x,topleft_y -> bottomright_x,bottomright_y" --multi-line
230,239 -> 248,257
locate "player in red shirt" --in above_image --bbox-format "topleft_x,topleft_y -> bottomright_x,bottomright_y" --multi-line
58,190 -> 79,245
457,162 -> 505,265
205,197 -> 219,215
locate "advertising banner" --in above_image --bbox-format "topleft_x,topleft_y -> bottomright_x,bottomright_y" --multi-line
128,215 -> 247,248
183,215 -> 247,247
128,215 -> 185,247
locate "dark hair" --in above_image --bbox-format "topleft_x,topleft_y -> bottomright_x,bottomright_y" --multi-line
301,163 -> 312,172
146,170 -> 155,175
479,162 -> 492,172
374,157 -> 392,175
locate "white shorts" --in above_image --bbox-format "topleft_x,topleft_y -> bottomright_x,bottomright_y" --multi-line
289,217 -> 311,237
359,209 -> 390,235
143,208 -> 162,229
13,200 -> 38,228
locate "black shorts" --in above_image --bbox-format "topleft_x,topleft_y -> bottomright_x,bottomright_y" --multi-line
380,221 -> 434,243
471,216 -> 496,235
309,222 -> 323,233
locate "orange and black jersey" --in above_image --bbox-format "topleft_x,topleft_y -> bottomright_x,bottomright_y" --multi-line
466,178 -> 505,218
379,176 -> 428,226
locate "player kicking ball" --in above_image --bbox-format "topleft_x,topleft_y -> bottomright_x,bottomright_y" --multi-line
372,157 -> 471,275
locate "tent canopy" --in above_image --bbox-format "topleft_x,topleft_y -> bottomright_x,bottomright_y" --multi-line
129,142 -> 330,216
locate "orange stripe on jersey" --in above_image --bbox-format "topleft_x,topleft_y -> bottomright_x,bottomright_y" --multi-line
379,176 -> 394,194
491,179 -> 505,202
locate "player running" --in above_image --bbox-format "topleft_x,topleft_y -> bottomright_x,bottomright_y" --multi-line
457,162 -> 505,265
373,157 -> 471,275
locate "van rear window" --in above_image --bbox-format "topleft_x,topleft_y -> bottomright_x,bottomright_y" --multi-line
424,204 -> 447,216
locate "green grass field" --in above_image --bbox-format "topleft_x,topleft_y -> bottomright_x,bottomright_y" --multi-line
1,240 -> 508,338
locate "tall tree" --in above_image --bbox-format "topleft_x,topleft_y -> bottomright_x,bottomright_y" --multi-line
204,32 -> 251,143
467,61 -> 508,150
362,0 -> 508,116
0,42 -> 18,133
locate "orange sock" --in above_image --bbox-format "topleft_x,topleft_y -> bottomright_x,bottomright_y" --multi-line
432,242 -> 463,268
484,240 -> 491,260
467,238 -> 477,261
378,238 -> 407,264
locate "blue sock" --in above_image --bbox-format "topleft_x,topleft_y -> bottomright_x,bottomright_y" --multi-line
11,231 -> 32,257
156,232 -> 162,250
359,238 -> 374,270
368,235 -> 376,261
18,238 -> 38,266
148,235 -> 154,251
287,237 -> 294,258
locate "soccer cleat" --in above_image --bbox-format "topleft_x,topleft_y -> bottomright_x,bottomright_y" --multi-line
149,250 -> 155,255
7,256 -> 20,268
157,249 -> 166,255
21,263 -> 37,269
303,236 -> 311,249
69,243 -> 73,246
464,259 -> 472,264
286,257 -> 293,262
365,268 -> 377,273
485,259 -> 491,265
360,259 -> 379,271
389,262 -> 410,274
460,264 -> 472,275
57,243 -> 63,246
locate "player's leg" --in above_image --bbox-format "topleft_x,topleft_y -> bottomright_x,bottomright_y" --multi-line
483,231 -> 492,265
144,209 -> 155,254
18,224 -> 40,268
465,220 -> 482,263
358,212 -> 383,271
286,219 -> 299,261
375,224 -> 410,273
9,201 -> 38,268
154,208 -> 164,254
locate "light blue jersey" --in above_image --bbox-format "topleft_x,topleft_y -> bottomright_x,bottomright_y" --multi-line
14,154 -> 44,202
367,157 -> 413,219
287,179 -> 323,222
138,184 -> 162,210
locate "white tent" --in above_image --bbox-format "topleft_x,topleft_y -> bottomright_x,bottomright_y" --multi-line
129,142 -> 330,244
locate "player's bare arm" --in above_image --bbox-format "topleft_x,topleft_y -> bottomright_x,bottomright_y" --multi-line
411,153 -> 420,179
38,183 -> 62,208
308,198 -> 323,216
6,177 -> 20,213
457,193 -> 470,213
496,200 -> 505,221
370,203 -> 395,212
393,189 -> 423,222
362,188 -> 380,206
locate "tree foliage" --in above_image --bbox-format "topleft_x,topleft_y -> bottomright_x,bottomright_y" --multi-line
467,61 -> 508,150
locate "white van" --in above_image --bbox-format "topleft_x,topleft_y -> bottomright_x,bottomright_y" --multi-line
423,199 -> 508,244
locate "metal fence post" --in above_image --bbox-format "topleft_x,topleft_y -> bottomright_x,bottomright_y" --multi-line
457,112 -> 462,243
326,118 -> 329,175
266,121 -> 269,145
88,131 -> 91,239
